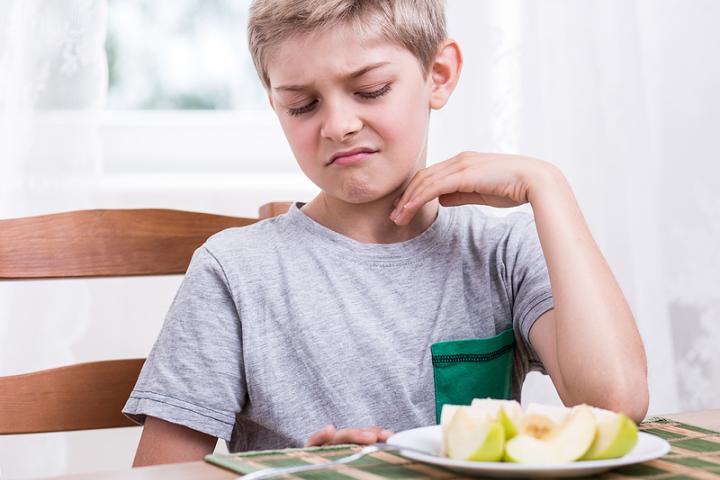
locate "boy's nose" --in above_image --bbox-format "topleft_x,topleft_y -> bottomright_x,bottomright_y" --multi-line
320,104 -> 362,143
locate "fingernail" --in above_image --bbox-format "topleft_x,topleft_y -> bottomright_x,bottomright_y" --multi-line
381,429 -> 394,437
359,432 -> 375,441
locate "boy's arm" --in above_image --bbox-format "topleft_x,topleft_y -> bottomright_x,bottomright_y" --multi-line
132,416 -> 217,467
391,152 -> 649,421
524,170 -> 648,421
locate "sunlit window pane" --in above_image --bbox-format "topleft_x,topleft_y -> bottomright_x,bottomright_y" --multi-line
106,0 -> 266,110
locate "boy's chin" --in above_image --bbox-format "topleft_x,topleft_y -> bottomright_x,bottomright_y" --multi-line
331,189 -> 399,206
327,184 -> 399,206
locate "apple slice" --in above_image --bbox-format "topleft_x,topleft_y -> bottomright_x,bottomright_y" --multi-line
446,407 -> 505,461
525,403 -> 570,424
439,404 -> 462,456
440,405 -> 492,457
504,405 -> 596,463
497,408 -> 520,439
470,398 -> 523,439
518,413 -> 557,439
581,408 -> 638,460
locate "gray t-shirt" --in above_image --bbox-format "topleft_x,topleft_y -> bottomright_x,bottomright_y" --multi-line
123,203 -> 553,452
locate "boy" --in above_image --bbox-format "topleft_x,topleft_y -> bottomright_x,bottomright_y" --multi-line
125,0 -> 649,465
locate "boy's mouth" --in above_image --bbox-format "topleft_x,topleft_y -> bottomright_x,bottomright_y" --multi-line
328,147 -> 378,166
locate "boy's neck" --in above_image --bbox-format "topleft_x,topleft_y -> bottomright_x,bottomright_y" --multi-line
301,194 -> 439,244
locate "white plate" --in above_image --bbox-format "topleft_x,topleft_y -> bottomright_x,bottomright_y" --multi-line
387,425 -> 671,478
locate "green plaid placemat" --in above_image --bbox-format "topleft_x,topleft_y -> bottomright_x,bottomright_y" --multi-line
205,418 -> 720,479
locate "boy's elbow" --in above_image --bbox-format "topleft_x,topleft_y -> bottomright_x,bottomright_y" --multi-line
601,379 -> 649,424
597,354 -> 650,423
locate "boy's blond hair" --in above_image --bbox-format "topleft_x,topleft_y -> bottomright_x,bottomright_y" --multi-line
248,0 -> 446,90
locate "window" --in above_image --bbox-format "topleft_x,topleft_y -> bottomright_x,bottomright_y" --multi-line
106,0 -> 265,110
102,0 -> 294,175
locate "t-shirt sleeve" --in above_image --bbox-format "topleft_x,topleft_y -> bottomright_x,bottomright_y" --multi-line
502,212 -> 554,374
123,246 -> 245,441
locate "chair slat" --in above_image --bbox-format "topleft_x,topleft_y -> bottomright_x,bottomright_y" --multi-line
258,201 -> 293,220
0,359 -> 145,434
0,209 -> 256,279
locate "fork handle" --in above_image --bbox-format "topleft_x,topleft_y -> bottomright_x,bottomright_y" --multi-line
237,443 -> 434,480
240,462 -> 331,479
238,451 -> 363,480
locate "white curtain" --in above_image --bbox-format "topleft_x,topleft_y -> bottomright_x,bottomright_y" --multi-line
0,0 -> 107,477
431,0 -> 720,414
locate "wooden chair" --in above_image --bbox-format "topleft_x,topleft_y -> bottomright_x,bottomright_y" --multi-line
0,203 -> 292,435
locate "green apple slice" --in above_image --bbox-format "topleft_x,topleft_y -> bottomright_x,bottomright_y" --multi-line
504,405 -> 596,463
525,403 -> 570,424
440,404 -> 462,427
439,404 -> 462,456
517,413 -> 557,439
470,398 -> 523,439
440,405 -> 491,456
446,407 -> 505,461
581,409 -> 638,460
497,408 -> 519,439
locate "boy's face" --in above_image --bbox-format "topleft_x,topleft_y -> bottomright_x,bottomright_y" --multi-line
266,26 -> 434,205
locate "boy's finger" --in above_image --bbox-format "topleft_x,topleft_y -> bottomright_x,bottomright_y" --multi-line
360,426 -> 384,435
391,160 -> 465,222
412,171 -> 473,209
334,428 -> 377,445
378,429 -> 395,441
394,172 -> 465,225
304,424 -> 336,447
440,192 -> 515,208
391,165 -> 443,219
359,426 -> 393,442
438,191 -> 486,207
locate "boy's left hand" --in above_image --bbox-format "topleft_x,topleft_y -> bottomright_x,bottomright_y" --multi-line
390,152 -> 557,225
304,425 -> 394,447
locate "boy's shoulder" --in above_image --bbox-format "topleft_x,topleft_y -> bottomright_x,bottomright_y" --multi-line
202,212 -> 290,258
449,206 -> 541,258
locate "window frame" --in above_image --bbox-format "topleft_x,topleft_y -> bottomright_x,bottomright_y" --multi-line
99,110 -> 297,174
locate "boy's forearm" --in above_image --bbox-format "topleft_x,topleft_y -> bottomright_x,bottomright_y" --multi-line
133,416 -> 217,467
528,166 -> 649,420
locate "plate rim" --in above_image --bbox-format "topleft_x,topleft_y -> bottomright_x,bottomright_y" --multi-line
387,425 -> 671,472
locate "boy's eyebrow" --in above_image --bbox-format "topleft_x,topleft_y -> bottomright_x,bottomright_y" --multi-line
273,61 -> 391,92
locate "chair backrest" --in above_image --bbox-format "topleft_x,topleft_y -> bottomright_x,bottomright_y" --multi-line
0,203 -> 292,435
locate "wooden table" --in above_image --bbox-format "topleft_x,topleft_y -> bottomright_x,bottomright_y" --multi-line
36,410 -> 720,480
657,409 -> 720,431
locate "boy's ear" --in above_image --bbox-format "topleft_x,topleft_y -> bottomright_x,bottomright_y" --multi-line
267,94 -> 276,111
429,39 -> 463,110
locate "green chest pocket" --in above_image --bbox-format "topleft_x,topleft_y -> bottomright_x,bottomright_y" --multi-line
431,328 -> 515,423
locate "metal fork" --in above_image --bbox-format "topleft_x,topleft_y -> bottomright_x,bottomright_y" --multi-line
237,442 -> 436,480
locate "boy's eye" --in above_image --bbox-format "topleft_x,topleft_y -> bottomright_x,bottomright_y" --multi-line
287,99 -> 318,117
286,84 -> 392,117
356,83 -> 391,99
